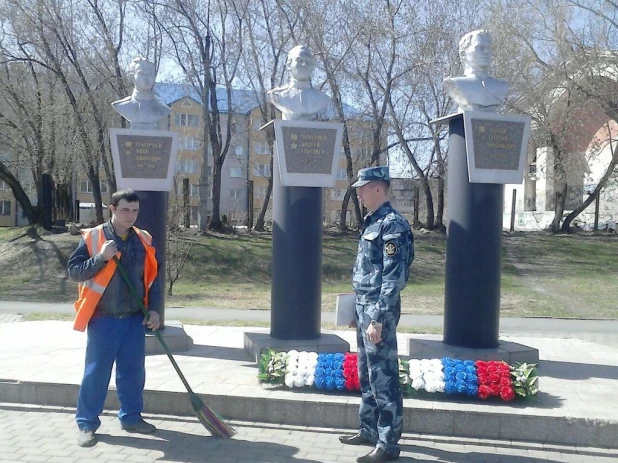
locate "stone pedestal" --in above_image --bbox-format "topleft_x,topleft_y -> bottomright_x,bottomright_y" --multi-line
145,320 -> 191,354
267,120 -> 344,341
244,331 -> 350,364
408,335 -> 539,364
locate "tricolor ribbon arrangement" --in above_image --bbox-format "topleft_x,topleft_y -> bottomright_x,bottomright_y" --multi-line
258,350 -> 539,401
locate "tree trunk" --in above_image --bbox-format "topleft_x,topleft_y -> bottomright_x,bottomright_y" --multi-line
209,161 -> 223,231
420,176 -> 435,229
562,146 -> 618,232
434,137 -> 446,230
551,182 -> 567,233
86,166 -> 104,223
339,187 -> 352,231
254,154 -> 274,232
412,186 -> 421,229
0,165 -> 39,224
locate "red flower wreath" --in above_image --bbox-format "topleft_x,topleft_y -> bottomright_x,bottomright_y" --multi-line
343,353 -> 360,391
476,360 -> 515,401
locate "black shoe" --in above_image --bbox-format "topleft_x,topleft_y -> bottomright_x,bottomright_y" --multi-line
357,448 -> 399,463
77,429 -> 97,448
339,432 -> 373,446
121,419 -> 156,434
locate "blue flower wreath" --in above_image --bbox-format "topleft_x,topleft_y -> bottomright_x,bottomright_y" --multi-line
314,353 -> 346,390
441,357 -> 478,396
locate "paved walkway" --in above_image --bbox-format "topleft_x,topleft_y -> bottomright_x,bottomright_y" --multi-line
1,403 -> 616,462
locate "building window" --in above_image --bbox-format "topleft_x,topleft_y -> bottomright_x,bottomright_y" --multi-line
229,117 -> 237,134
177,159 -> 199,174
253,164 -> 270,177
190,184 -> 200,197
0,180 -> 8,190
0,200 -> 10,215
180,136 -> 200,151
190,206 -> 199,222
331,189 -> 346,201
254,141 -> 270,155
175,113 -> 199,127
80,179 -> 107,194
337,168 -> 347,180
230,189 -> 242,200
229,167 -> 243,178
234,145 -> 244,156
252,118 -> 263,131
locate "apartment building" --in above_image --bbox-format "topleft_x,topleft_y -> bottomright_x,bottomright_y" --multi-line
154,82 -> 382,227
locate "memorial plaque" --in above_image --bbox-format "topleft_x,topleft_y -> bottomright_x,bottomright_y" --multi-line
110,128 -> 179,191
463,111 -> 531,184
117,135 -> 172,178
281,126 -> 337,174
273,120 -> 344,187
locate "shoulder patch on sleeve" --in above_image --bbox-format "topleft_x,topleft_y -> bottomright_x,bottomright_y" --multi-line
385,241 -> 397,256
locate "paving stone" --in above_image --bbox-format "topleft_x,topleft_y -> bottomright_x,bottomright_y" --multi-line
0,406 -> 613,463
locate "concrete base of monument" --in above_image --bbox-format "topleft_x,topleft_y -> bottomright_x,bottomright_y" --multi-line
146,320 -> 191,354
408,336 -> 539,364
244,331 -> 350,364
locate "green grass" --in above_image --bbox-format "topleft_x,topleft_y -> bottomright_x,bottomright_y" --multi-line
2,228 -> 618,320
20,312 -> 443,334
22,312 -> 74,321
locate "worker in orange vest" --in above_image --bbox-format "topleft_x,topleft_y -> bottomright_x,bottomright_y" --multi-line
68,188 -> 162,448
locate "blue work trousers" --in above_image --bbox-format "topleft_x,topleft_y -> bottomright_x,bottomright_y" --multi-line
76,314 -> 146,431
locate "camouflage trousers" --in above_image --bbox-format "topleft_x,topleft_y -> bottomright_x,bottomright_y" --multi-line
355,305 -> 403,457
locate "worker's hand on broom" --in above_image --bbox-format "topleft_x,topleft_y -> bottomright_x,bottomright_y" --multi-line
143,311 -> 161,331
100,240 -> 117,262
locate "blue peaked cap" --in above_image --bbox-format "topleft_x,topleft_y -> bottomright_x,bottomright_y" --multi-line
351,166 -> 390,188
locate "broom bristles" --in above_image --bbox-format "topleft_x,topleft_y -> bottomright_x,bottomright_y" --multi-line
191,394 -> 236,438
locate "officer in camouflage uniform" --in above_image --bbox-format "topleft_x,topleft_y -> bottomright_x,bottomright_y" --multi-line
339,166 -> 414,463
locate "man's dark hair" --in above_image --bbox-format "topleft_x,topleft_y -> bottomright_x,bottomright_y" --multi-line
111,189 -> 140,207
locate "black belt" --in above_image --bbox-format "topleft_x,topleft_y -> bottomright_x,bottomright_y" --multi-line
93,312 -> 141,319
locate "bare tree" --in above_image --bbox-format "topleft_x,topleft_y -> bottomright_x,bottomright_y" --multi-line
165,199 -> 198,296
488,0 -> 618,232
146,0 -> 248,232
239,0 -> 295,231
0,0 -> 135,223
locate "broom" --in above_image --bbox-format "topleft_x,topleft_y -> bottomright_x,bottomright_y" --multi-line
112,256 -> 236,438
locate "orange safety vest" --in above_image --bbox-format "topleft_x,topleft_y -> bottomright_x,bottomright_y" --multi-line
73,224 -> 158,332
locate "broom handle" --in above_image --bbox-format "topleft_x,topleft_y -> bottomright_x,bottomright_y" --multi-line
112,255 -> 195,395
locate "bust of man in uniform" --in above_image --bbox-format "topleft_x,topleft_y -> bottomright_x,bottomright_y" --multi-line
112,57 -> 171,130
443,30 -> 509,112
268,45 -> 331,121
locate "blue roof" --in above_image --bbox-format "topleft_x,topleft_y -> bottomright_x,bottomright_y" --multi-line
155,82 -> 260,114
154,82 -> 366,119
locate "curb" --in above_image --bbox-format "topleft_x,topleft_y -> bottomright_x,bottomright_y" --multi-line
1,379 -> 615,450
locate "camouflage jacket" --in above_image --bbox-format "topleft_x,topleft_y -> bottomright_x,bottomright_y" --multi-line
352,201 -> 414,323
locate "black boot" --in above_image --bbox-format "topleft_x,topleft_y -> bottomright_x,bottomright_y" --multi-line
357,448 -> 399,463
339,432 -> 373,446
